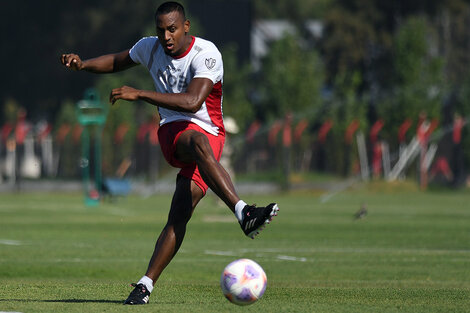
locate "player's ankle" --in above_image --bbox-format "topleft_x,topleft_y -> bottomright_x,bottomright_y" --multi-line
137,275 -> 154,293
234,200 -> 247,222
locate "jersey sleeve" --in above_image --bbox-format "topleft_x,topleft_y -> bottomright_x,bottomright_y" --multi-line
129,37 -> 158,65
191,47 -> 223,84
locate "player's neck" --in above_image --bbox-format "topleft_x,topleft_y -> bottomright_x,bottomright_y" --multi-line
173,35 -> 195,59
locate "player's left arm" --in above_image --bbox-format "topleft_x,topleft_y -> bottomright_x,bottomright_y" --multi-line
109,77 -> 213,113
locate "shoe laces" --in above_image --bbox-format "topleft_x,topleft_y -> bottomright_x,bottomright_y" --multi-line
244,205 -> 256,217
130,283 -> 147,293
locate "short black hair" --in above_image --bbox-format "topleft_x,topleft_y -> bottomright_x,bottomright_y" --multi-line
155,2 -> 186,20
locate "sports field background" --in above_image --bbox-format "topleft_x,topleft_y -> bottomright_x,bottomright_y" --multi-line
0,182 -> 469,312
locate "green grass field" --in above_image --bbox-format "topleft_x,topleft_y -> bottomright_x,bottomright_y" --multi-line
1,183 -> 469,312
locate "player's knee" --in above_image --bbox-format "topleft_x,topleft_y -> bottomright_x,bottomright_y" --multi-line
167,210 -> 192,227
190,133 -> 212,159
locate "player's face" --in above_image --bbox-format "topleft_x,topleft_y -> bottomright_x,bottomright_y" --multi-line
156,11 -> 190,57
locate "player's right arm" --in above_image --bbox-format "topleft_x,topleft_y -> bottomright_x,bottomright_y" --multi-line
60,50 -> 137,73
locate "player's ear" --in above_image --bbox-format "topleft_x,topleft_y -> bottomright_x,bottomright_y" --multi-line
184,19 -> 190,33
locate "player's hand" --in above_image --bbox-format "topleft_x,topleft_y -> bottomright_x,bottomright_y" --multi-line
60,53 -> 83,71
109,86 -> 140,104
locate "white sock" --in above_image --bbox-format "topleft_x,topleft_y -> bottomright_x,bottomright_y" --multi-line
235,200 -> 247,222
137,275 -> 154,293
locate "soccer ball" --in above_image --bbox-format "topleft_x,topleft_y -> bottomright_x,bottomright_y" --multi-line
220,258 -> 267,306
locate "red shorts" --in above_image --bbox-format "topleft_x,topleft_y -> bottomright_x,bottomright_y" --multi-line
158,121 -> 225,194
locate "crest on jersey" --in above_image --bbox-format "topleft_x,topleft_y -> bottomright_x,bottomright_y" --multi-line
205,58 -> 216,70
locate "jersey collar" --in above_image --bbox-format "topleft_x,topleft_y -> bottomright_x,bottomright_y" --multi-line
173,36 -> 195,59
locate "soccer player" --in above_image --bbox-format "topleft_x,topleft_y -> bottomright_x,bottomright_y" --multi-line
60,1 -> 279,305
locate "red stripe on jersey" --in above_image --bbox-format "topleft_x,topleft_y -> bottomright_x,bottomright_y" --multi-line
173,36 -> 195,59
206,81 -> 224,135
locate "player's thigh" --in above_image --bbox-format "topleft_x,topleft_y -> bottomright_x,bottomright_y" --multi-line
175,130 -> 212,163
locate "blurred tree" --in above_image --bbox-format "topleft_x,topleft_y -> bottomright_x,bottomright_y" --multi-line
257,34 -> 324,121
254,34 -> 324,180
253,0 -> 331,20
221,44 -> 254,129
54,99 -> 79,178
437,0 -> 470,86
377,17 -> 445,145
435,0 -> 470,177
2,98 -> 20,124
320,0 -> 392,89
325,71 -> 367,175
3,0 -> 470,182
94,64 -> 155,177
54,100 -> 77,127
320,0 -> 448,119
457,73 -> 470,172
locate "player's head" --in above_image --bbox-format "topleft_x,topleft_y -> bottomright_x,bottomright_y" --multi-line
155,2 -> 191,56
156,1 -> 186,20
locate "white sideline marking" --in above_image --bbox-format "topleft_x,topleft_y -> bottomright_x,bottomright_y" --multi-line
204,250 -> 237,256
276,255 -> 307,262
0,239 -> 23,246
205,249 -> 308,262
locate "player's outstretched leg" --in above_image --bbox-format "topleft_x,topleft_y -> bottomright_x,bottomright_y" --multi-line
124,283 -> 151,305
124,176 -> 202,305
239,203 -> 279,239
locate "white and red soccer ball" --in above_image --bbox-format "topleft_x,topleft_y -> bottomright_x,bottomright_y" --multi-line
220,258 -> 267,305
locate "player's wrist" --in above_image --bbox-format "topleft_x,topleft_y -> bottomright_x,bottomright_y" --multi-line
137,90 -> 145,100
78,60 -> 87,71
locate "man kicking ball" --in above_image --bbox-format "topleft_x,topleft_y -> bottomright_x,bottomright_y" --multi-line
60,1 -> 279,305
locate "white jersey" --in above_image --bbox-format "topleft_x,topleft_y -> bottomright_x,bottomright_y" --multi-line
129,36 -> 224,136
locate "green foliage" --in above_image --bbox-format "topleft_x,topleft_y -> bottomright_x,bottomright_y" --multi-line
94,66 -> 156,175
393,18 -> 428,84
220,44 -> 254,128
325,71 -> 367,175
54,100 -> 80,178
102,103 -> 136,176
55,99 -> 78,128
2,98 -> 21,124
258,34 -> 324,121
377,17 -> 445,144
3,0 -> 469,179
250,34 -> 325,178
253,0 -> 332,19
457,74 -> 470,166
330,71 -> 366,125
440,0 -> 470,85
320,2 -> 393,85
